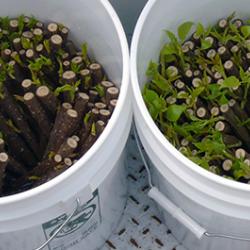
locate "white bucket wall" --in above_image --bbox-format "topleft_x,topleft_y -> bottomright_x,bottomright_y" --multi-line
131,0 -> 250,250
0,0 -> 131,249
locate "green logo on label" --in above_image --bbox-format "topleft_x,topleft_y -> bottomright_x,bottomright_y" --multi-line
50,204 -> 96,237
42,190 -> 101,250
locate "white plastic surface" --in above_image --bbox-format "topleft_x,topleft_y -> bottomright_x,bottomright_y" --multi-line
0,0 -> 131,249
102,134 -> 185,250
148,187 -> 206,240
130,0 -> 250,249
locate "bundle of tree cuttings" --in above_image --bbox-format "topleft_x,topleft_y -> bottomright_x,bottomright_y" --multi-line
143,13 -> 250,183
0,15 -> 119,196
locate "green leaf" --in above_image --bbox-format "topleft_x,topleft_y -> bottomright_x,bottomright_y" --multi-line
178,21 -> 194,42
43,39 -> 51,54
220,76 -> 240,89
232,160 -> 250,180
18,15 -> 25,33
206,84 -> 221,101
0,42 -> 9,50
0,16 -> 10,30
146,61 -> 173,93
54,84 -> 74,96
27,16 -> 38,29
194,135 -> 226,155
146,61 -> 158,77
164,54 -> 176,63
161,44 -> 177,56
196,22 -> 205,37
189,86 -> 205,106
218,94 -> 229,105
143,88 -> 166,120
71,62 -> 81,73
29,55 -> 52,72
166,104 -> 186,122
201,39 -> 212,50
21,37 -> 32,49
91,123 -> 96,136
241,26 -> 250,38
58,59 -> 63,78
165,30 -> 178,44
81,42 -> 90,65
94,84 -> 105,97
189,156 -> 210,170
84,112 -> 91,126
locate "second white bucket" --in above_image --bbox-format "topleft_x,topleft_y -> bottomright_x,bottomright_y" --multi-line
131,0 -> 250,250
0,0 -> 131,250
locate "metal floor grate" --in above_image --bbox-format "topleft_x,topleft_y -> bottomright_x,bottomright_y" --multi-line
102,133 -> 186,250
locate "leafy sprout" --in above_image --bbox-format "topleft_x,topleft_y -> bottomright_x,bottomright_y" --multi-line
94,84 -> 105,97
81,42 -> 90,65
17,15 -> 25,33
54,80 -> 81,102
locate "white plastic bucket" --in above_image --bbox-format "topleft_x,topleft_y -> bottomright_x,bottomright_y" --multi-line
0,0 -> 131,249
131,0 -> 250,250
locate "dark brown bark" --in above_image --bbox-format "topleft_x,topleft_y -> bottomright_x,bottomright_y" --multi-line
74,92 -> 89,120
0,88 -> 40,157
21,79 -> 36,93
79,69 -> 93,90
0,113 -> 37,167
57,137 -> 78,158
106,87 -> 119,104
50,34 -> 63,51
36,85 -> 58,118
0,152 -> 8,192
89,63 -> 103,84
0,138 -> 5,152
46,108 -> 78,154
108,99 -> 117,113
13,37 -> 22,51
24,92 -> 52,139
99,109 -> 111,122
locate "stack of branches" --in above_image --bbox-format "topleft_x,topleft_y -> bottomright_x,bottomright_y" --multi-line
0,15 -> 119,196
144,13 -> 250,183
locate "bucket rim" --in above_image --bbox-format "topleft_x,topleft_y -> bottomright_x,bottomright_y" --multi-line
0,0 -> 130,204
130,0 -> 250,193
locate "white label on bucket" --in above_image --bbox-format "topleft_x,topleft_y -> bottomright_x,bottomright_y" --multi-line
42,190 -> 101,250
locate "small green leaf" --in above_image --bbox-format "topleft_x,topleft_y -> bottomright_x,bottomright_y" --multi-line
43,39 -> 51,54
81,42 -> 90,65
146,61 -> 173,93
178,21 -> 194,42
94,84 -> 105,97
220,76 -> 240,89
196,22 -> 205,37
71,62 -> 81,73
91,123 -> 96,136
21,37 -> 32,49
0,16 -> 10,30
146,61 -> 158,77
166,104 -> 186,122
18,15 -> 25,33
241,26 -> 250,38
201,39 -> 212,50
143,88 -> 166,120
58,59 -> 64,78
54,84 -> 74,96
165,30 -> 178,44
84,112 -> 91,126
194,135 -> 226,155
161,44 -> 177,56
27,16 -> 38,29
218,94 -> 229,105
